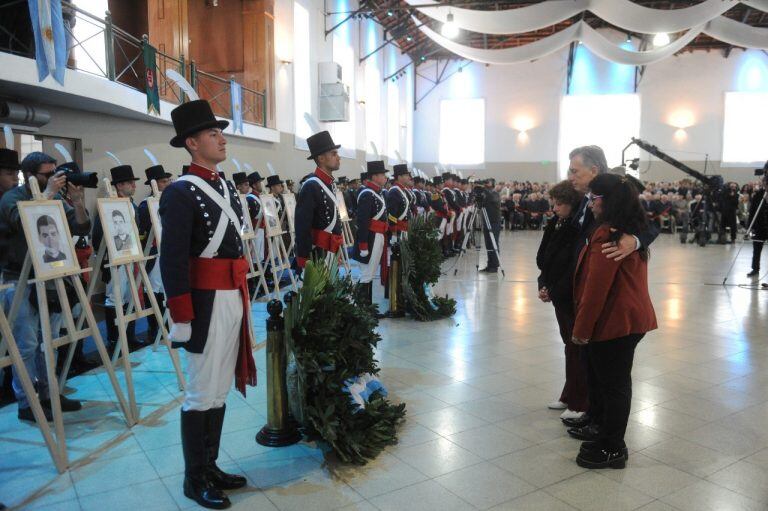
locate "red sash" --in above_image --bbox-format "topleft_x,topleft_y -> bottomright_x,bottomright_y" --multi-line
311,228 -> 343,254
190,257 -> 257,396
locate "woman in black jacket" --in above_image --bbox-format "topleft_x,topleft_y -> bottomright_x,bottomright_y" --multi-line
536,180 -> 586,420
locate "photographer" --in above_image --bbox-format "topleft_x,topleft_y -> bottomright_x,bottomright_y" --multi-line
718,182 -> 739,244
0,152 -> 90,423
479,179 -> 502,273
747,172 -> 767,278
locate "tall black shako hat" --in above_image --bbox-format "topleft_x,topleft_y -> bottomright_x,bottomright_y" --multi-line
366,160 -> 387,176
393,164 -> 410,177
0,148 -> 20,170
266,175 -> 283,188
170,100 -> 229,148
144,165 -> 172,185
247,171 -> 264,185
232,172 -> 248,185
110,165 -> 140,186
306,130 -> 340,160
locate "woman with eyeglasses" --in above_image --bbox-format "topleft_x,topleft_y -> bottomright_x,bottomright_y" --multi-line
571,173 -> 657,469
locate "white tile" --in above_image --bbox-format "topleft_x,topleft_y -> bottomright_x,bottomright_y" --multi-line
434,462 -> 536,509
369,480 -> 475,511
78,479 -> 177,511
545,472 -> 655,511
71,452 -> 159,497
261,470 -> 364,511
392,438 -> 483,478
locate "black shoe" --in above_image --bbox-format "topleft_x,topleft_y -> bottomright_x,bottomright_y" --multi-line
580,441 -> 629,459
183,476 -> 231,509
567,423 -> 599,441
747,270 -> 759,277
562,415 -> 591,428
205,406 -> 247,491
576,446 -> 628,469
41,394 -> 82,412
479,267 -> 498,273
18,406 -> 53,423
207,466 -> 247,491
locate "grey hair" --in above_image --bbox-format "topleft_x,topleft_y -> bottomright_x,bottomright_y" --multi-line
569,145 -> 609,175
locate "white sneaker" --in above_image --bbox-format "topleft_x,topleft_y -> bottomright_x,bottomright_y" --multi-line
547,400 -> 567,410
560,409 -> 586,420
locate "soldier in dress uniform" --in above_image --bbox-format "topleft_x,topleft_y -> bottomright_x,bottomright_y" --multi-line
387,164 -> 413,237
352,162 -> 389,308
430,176 -> 452,256
137,164 -> 173,343
439,174 -> 459,255
161,99 -> 255,509
294,130 -> 343,268
245,172 -> 265,266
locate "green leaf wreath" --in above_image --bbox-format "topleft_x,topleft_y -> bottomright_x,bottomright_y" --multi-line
400,214 -> 457,321
285,259 -> 406,465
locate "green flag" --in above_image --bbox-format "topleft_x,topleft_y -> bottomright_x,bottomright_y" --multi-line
142,41 -> 160,115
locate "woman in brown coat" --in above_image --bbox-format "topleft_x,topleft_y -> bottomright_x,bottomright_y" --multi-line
573,173 -> 657,469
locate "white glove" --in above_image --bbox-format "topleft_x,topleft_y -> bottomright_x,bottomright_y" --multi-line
169,322 -> 192,343
360,249 -> 369,257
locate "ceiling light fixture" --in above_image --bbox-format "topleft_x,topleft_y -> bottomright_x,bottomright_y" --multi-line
652,33 -> 671,47
441,12 -> 459,39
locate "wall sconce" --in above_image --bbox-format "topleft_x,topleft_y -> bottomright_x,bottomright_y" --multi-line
512,115 -> 534,144
280,59 -> 293,65
667,109 -> 694,143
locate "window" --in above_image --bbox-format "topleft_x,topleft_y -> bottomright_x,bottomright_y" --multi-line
387,80 -> 400,161
722,92 -> 768,165
364,60 -> 382,157
331,33 -> 355,154
558,94 -> 640,180
72,0 -> 108,77
293,2 -> 312,142
439,98 -> 485,165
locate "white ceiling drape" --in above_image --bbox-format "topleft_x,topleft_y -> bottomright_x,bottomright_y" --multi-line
407,0 -> 768,63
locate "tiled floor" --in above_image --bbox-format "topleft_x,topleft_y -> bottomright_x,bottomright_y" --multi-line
3,231 -> 768,510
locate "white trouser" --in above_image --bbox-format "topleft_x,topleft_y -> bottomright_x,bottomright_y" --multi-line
105,266 -> 131,307
253,229 -> 265,265
456,210 -> 465,232
183,289 -> 243,411
359,233 -> 385,284
446,216 -> 454,236
149,260 -> 164,294
438,218 -> 447,240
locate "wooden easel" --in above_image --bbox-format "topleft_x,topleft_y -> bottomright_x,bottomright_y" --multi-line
83,179 -> 185,421
6,178 -> 135,472
262,194 -> 298,299
0,284 -> 65,472
237,193 -> 270,302
141,180 -> 170,349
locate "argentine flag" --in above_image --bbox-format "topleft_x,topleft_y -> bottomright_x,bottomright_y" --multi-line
28,0 -> 68,85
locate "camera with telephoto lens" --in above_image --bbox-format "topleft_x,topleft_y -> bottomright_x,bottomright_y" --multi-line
56,161 -> 99,188
473,184 -> 486,206
756,161 -> 767,177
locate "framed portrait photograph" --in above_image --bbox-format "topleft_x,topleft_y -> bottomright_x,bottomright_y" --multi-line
147,197 -> 163,245
282,192 -> 296,234
336,190 -> 350,222
261,194 -> 283,237
97,198 -> 142,265
238,194 -> 255,240
18,200 -> 80,280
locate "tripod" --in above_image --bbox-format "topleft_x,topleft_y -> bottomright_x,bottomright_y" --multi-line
453,204 -> 506,277
721,191 -> 767,287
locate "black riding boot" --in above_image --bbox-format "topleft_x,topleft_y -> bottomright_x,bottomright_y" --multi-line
206,405 -> 247,490
181,409 -> 231,509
